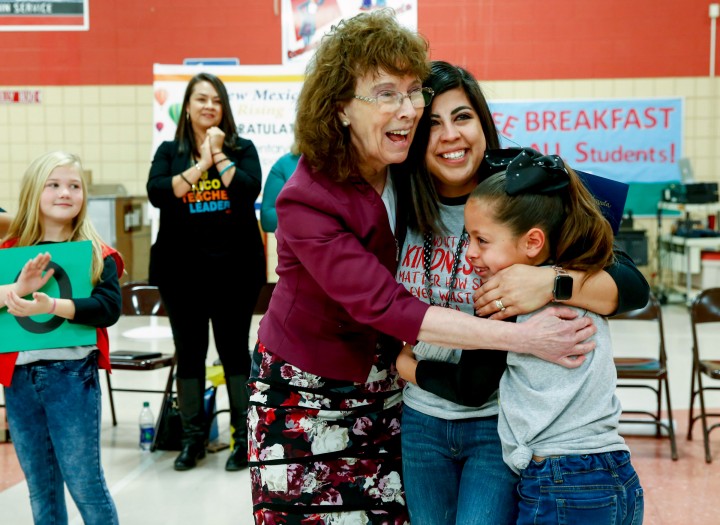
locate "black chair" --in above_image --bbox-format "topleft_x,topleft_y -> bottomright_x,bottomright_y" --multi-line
105,282 -> 175,427
687,287 -> 720,463
610,293 -> 678,460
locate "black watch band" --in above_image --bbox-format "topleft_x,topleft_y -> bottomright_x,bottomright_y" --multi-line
552,266 -> 573,301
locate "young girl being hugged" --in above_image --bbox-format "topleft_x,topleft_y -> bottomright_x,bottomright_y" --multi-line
0,151 -> 123,525
472,149 -> 643,523
400,147 -> 644,524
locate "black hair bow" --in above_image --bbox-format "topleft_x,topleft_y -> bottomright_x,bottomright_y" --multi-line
484,147 -> 570,196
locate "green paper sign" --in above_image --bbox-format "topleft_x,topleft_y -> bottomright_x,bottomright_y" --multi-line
0,241 -> 96,353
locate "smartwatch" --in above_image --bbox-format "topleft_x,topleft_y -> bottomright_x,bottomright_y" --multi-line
552,266 -> 573,302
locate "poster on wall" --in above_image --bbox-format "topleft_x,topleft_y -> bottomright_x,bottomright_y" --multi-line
152,64 -> 305,190
491,98 -> 683,184
281,0 -> 417,65
0,0 -> 89,31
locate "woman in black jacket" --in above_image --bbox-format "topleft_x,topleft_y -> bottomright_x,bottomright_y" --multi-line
147,72 -> 265,472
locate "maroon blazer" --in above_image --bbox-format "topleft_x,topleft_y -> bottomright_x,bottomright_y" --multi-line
257,156 -> 430,382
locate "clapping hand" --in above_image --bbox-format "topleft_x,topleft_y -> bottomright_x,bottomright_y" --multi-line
206,126 -> 225,152
2,253 -> 55,315
14,252 -> 54,298
5,290 -> 53,317
198,136 -> 214,171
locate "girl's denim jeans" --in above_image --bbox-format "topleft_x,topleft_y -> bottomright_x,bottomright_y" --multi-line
517,450 -> 644,525
5,353 -> 118,525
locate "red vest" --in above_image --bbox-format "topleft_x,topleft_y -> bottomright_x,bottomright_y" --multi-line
0,239 -> 124,386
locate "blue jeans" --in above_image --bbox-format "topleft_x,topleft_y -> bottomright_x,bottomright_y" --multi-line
402,405 -> 519,525
5,353 -> 118,525
517,451 -> 643,525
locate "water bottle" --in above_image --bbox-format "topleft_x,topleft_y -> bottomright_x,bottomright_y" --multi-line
139,401 -> 155,451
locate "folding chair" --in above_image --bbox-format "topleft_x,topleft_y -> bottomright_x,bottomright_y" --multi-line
611,293 -> 678,460
687,287 -> 720,463
105,282 -> 175,426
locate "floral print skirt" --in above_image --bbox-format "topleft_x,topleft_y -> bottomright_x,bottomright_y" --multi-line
248,342 -> 409,525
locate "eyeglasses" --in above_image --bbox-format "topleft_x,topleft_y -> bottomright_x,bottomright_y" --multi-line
353,87 -> 434,112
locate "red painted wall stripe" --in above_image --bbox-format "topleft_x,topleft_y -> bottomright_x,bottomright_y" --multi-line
0,0 -> 716,85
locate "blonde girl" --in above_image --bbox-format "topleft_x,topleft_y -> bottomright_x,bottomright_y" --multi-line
0,151 -> 123,525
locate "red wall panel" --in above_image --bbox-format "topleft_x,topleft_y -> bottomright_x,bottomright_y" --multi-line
0,0 -> 716,85
0,0 -> 282,85
420,0 -> 716,80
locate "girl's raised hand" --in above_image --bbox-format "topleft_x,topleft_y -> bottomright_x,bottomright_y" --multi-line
15,253 -> 54,297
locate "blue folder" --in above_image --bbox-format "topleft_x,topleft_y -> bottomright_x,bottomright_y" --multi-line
576,170 -> 629,235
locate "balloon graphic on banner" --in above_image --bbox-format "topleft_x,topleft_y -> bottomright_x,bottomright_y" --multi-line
154,88 -> 168,106
168,103 -> 182,125
155,122 -> 164,132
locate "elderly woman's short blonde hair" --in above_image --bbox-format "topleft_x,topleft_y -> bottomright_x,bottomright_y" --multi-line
295,9 -> 429,181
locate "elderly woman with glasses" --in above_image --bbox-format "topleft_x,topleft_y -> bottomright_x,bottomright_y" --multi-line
248,10 -> 598,525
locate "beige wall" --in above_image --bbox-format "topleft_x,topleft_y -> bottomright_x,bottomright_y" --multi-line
0,85 -> 154,211
1,77 -> 718,282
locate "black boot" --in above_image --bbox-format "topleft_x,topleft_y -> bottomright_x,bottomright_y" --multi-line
174,377 -> 207,471
224,374 -> 249,471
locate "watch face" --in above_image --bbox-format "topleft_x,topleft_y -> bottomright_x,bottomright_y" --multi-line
554,274 -> 573,301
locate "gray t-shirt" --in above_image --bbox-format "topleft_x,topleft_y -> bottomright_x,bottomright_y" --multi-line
16,346 -> 95,365
498,305 -> 628,474
398,201 -> 500,420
